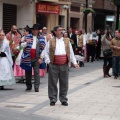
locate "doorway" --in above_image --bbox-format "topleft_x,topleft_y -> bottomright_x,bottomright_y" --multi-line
36,14 -> 47,29
70,17 -> 79,29
59,15 -> 65,28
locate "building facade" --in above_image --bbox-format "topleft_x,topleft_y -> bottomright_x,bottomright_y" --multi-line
0,0 -> 35,33
67,0 -> 95,32
0,0 -> 117,34
0,0 -> 71,33
93,0 -> 116,31
36,0 -> 71,32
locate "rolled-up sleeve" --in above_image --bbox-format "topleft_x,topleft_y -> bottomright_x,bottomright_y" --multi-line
69,42 -> 77,65
44,41 -> 50,64
21,42 -> 27,48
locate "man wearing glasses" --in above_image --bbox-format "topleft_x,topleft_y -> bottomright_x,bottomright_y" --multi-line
45,25 -> 79,106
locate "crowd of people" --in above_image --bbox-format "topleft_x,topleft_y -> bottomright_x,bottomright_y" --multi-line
0,24 -> 120,106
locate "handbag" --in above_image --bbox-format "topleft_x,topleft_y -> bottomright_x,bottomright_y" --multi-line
103,49 -> 112,57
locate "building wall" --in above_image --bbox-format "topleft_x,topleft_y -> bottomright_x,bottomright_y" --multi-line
93,0 -> 104,9
47,14 -> 58,32
93,0 -> 116,10
0,0 -> 34,32
17,3 -> 35,29
104,0 -> 116,11
93,0 -> 116,31
87,13 -> 92,31
0,1 -> 3,28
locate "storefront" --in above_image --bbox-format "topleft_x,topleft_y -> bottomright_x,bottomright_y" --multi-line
105,15 -> 115,31
36,2 -> 68,32
94,9 -> 115,31
36,3 -> 60,31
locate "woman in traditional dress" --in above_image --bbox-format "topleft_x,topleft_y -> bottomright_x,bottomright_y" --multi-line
14,26 -> 30,81
0,31 -> 15,90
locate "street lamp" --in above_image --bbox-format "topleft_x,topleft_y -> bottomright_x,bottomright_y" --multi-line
85,0 -> 88,32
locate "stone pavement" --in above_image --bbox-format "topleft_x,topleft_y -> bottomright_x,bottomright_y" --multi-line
0,60 -> 120,120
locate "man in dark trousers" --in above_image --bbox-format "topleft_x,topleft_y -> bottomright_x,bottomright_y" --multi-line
45,25 -> 79,106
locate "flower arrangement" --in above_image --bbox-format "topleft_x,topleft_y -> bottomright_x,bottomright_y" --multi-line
70,39 -> 74,45
13,44 -> 23,59
81,8 -> 95,14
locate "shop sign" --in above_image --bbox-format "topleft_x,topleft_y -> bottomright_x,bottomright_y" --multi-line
36,3 -> 60,14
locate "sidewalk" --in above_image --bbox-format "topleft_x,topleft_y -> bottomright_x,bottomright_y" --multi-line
0,61 -> 120,120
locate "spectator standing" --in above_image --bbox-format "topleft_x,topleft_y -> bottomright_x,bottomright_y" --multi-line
101,29 -> 112,78
110,30 -> 120,79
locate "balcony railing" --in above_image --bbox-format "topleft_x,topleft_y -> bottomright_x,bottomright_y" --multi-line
59,0 -> 71,2
71,0 -> 94,4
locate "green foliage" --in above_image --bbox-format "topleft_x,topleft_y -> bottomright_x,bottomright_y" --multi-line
81,8 -> 95,14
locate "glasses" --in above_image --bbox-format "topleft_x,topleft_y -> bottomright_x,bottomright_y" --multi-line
58,29 -> 63,31
13,29 -> 17,30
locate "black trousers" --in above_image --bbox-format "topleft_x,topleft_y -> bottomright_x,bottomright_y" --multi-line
25,59 -> 40,90
86,44 -> 95,62
103,57 -> 112,67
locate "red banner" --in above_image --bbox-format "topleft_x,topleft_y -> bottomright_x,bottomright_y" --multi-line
36,3 -> 60,14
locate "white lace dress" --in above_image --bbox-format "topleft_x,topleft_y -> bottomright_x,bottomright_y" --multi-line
0,39 -> 15,86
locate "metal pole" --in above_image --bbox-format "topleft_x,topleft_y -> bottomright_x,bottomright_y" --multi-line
86,0 -> 88,8
67,7 -> 69,30
116,6 -> 120,29
85,0 -> 88,32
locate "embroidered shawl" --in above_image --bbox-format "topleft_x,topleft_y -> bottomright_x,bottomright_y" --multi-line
20,34 -> 45,70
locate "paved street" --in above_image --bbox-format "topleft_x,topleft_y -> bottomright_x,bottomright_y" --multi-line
0,60 -> 120,120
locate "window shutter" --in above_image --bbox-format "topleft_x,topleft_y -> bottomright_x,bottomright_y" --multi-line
3,3 -> 17,34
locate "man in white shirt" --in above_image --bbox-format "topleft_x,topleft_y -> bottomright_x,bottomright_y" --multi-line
42,27 -> 52,43
45,25 -> 79,106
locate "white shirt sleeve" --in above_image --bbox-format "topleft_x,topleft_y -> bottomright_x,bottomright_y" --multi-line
40,50 -> 45,59
21,37 -> 27,48
69,42 -> 77,65
44,41 -> 50,64
21,42 -> 27,48
83,34 -> 87,46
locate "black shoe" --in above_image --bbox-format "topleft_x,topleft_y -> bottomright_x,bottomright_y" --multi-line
50,102 -> 55,106
26,88 -> 32,91
35,89 -> 39,92
62,102 -> 68,106
114,76 -> 118,79
91,60 -> 93,62
0,86 -> 4,90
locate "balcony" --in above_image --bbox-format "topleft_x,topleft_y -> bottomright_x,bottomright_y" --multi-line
71,0 -> 95,5
39,0 -> 71,4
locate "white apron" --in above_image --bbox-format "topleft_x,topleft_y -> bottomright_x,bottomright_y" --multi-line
0,39 -> 15,85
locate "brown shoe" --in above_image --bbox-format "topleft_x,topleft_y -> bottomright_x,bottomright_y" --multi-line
107,66 -> 111,77
103,66 -> 108,78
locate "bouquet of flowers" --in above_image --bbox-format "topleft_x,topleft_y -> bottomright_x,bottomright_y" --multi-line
13,44 -> 23,59
70,39 -> 74,45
